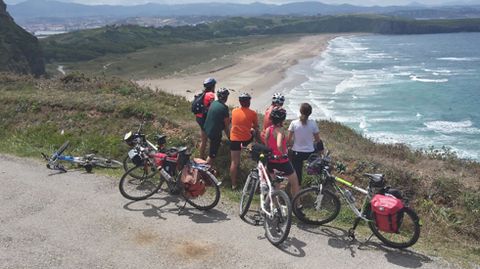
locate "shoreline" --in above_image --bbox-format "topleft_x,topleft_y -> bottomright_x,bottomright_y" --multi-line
136,34 -> 341,112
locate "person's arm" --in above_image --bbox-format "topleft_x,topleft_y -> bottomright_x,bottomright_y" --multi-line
314,132 -> 321,142
287,121 -> 294,147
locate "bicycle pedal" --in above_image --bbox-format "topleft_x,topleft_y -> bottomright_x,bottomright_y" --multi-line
348,229 -> 356,241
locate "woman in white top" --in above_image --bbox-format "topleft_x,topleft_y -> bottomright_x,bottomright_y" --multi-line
287,103 -> 323,185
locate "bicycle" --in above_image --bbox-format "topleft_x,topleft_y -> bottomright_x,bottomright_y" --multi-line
41,141 -> 122,173
291,152 -> 420,249
122,122 -> 167,179
119,144 -> 221,211
239,144 -> 292,246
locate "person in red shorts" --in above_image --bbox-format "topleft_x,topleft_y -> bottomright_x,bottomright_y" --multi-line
229,93 -> 259,190
195,78 -> 216,159
261,92 -> 285,143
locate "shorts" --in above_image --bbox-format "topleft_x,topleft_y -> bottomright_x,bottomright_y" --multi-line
208,136 -> 222,158
196,116 -> 205,128
267,161 -> 295,176
230,139 -> 252,151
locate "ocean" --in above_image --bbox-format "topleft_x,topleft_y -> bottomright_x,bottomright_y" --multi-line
280,33 -> 480,160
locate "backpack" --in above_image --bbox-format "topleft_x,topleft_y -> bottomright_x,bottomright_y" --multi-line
371,194 -> 405,233
191,92 -> 206,115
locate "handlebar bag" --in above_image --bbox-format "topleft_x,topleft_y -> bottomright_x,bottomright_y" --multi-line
371,194 -> 404,233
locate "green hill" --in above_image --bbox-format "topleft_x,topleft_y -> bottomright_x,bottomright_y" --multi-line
0,0 -> 44,76
0,73 -> 478,265
42,15 -> 480,63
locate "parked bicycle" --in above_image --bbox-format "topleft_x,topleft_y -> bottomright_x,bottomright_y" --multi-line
119,143 -> 221,211
122,122 -> 167,178
292,152 -> 420,249
239,144 -> 292,246
41,141 -> 122,173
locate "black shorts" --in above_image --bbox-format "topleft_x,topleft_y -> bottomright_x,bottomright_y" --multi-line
267,161 -> 295,176
196,116 -> 206,128
208,136 -> 222,158
230,140 -> 252,151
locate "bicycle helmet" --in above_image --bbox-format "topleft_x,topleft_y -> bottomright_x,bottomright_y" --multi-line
269,107 -> 287,125
239,92 -> 251,107
217,87 -> 230,101
272,92 -> 285,105
203,77 -> 216,90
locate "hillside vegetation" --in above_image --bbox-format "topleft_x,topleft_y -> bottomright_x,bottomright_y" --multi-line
0,0 -> 44,76
0,73 -> 479,266
42,15 -> 480,63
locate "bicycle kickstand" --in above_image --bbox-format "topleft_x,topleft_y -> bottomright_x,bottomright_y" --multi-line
348,217 -> 362,241
177,201 -> 187,215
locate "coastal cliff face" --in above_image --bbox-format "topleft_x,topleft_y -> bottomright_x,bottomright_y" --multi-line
0,0 -> 45,76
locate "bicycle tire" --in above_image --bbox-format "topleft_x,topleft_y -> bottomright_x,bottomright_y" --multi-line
90,156 -> 122,169
182,170 -> 220,211
239,169 -> 259,219
292,187 -> 341,225
264,190 -> 292,246
55,141 -> 70,156
368,206 -> 421,249
119,165 -> 162,201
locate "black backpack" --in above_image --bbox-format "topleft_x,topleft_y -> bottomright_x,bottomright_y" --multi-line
191,92 -> 206,114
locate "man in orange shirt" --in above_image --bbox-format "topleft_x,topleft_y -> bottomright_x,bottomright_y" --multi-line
195,78 -> 216,159
261,92 -> 284,143
230,93 -> 259,190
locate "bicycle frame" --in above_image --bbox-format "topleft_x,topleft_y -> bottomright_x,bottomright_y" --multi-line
256,156 -> 277,219
323,170 -> 373,222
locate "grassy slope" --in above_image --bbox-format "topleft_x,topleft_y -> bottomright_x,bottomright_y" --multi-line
48,35 -> 299,79
0,72 -> 479,266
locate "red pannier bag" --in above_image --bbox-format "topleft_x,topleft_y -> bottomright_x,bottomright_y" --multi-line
180,159 -> 207,198
371,194 -> 404,233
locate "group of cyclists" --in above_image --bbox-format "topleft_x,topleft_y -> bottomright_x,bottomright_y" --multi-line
194,77 -> 323,193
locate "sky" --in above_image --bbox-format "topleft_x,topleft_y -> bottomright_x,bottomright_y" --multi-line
5,0 -> 480,6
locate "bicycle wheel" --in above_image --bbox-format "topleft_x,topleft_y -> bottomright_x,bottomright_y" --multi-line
239,169 -> 259,219
368,207 -> 421,249
183,170 -> 220,211
91,156 -> 122,169
119,165 -> 162,201
55,141 -> 70,156
264,190 -> 292,246
292,187 -> 340,225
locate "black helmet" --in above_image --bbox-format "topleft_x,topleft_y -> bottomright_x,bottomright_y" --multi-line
217,87 -> 229,101
272,92 -> 285,105
203,77 -> 216,89
270,107 -> 287,125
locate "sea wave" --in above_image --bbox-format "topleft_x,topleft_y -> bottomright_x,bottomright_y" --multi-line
437,57 -> 480,61
410,75 -> 448,83
423,120 -> 480,134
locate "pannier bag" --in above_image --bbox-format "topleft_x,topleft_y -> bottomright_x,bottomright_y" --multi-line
180,159 -> 207,198
191,92 -> 206,114
371,194 -> 405,233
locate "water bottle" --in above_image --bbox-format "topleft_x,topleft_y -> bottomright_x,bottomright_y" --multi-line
344,190 -> 356,204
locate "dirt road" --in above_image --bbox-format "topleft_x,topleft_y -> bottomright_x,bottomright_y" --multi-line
0,155 -> 451,269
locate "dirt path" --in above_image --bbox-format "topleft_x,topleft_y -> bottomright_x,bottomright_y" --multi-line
0,155 -> 450,269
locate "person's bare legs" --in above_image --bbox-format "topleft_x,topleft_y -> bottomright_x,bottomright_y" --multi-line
229,150 -> 241,189
199,130 -> 207,159
286,171 -> 300,198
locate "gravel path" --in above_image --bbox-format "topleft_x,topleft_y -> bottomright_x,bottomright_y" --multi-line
0,155 -> 452,269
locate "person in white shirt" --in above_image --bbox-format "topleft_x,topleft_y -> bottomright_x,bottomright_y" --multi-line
287,103 -> 323,185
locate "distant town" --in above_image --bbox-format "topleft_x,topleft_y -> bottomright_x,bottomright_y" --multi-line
19,16 -> 218,38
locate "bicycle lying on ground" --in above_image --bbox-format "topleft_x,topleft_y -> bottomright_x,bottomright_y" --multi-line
239,144 -> 292,246
41,141 -> 122,173
292,152 -> 421,249
119,142 -> 221,211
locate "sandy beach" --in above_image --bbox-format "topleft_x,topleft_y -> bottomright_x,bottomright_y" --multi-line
137,34 -> 339,112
